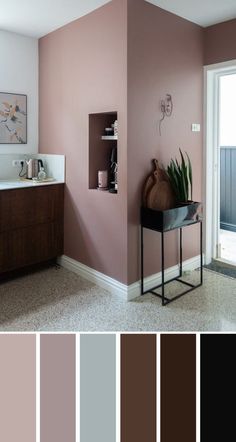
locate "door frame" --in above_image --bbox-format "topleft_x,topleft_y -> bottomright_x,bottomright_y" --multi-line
204,59 -> 236,264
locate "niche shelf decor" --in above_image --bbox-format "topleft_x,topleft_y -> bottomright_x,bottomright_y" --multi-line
89,111 -> 118,193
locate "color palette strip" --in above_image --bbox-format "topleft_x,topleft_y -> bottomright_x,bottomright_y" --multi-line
0,333 -> 234,441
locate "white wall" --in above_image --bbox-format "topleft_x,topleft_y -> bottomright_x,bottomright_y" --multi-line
0,30 -> 38,153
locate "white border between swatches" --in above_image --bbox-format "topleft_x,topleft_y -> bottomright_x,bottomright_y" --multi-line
36,333 -> 40,442
156,334 -> 160,442
196,334 -> 200,442
116,333 -> 121,442
76,334 -> 80,442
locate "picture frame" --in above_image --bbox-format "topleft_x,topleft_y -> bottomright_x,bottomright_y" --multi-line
0,92 -> 27,144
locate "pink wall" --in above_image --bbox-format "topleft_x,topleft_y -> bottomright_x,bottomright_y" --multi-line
204,19 -> 236,65
127,0 -> 204,284
39,0 -> 128,284
39,0 -> 204,286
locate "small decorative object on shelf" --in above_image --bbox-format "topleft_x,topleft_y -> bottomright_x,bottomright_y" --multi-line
89,111 -> 118,192
114,119 -> 118,137
104,127 -> 114,136
101,120 -> 118,140
98,170 -> 108,190
109,146 -> 118,193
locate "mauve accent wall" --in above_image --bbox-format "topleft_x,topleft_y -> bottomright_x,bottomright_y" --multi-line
127,0 -> 204,283
204,19 -> 236,65
39,0 -> 128,284
39,0 -> 204,286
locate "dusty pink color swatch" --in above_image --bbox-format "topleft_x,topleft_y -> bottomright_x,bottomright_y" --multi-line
0,334 -> 36,442
40,334 -> 76,442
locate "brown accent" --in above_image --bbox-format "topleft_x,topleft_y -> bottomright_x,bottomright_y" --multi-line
161,334 -> 196,442
142,159 -> 158,207
204,19 -> 236,65
146,166 -> 176,211
121,334 -> 156,442
0,184 -> 64,274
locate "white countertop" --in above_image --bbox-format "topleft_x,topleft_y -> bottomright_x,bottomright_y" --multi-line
0,179 -> 64,190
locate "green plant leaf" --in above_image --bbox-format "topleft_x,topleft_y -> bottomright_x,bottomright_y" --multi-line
186,151 -> 193,201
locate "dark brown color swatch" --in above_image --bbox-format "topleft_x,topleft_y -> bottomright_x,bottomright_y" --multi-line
161,334 -> 196,442
121,334 -> 156,442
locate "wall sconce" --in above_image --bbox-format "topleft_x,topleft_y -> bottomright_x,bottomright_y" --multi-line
159,94 -> 173,135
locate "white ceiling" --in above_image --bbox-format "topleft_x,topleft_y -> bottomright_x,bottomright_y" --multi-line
146,0 -> 236,27
0,0 -> 236,39
0,0 -> 111,38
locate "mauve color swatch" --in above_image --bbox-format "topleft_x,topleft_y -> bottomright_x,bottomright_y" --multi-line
80,334 -> 116,442
201,334 -> 236,441
40,334 -> 76,442
0,334 -> 36,442
161,334 -> 196,442
121,334 -> 156,442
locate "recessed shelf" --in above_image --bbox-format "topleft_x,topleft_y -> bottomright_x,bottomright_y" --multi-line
101,135 -> 118,141
89,111 -> 118,193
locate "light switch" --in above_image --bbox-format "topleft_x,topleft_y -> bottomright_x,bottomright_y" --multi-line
192,123 -> 201,132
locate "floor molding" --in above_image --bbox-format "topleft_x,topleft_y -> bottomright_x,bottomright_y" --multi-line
58,254 -> 204,301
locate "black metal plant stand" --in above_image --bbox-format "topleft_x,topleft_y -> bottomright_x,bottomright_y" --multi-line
141,205 -> 203,306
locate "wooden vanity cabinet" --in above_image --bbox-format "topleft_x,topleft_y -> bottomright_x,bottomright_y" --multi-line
0,184 -> 64,274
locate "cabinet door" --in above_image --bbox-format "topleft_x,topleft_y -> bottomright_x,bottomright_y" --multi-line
0,222 -> 63,273
0,184 -> 64,233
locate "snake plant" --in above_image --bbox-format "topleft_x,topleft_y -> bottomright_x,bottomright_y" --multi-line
166,149 -> 193,203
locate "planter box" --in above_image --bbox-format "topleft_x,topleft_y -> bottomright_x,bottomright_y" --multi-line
141,202 -> 202,232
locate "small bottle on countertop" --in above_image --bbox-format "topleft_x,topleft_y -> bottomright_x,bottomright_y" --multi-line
38,166 -> 46,181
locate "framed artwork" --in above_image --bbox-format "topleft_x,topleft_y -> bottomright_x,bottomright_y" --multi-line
0,92 -> 27,144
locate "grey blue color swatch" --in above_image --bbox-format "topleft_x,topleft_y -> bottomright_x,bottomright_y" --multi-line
80,334 -> 116,442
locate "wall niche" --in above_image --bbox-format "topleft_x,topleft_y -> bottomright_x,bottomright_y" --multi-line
89,111 -> 118,193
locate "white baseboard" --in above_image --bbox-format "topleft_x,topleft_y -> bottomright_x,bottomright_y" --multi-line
58,254 -> 204,301
57,255 -> 128,299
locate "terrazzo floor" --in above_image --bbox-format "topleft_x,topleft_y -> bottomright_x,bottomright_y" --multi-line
0,266 -> 235,332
